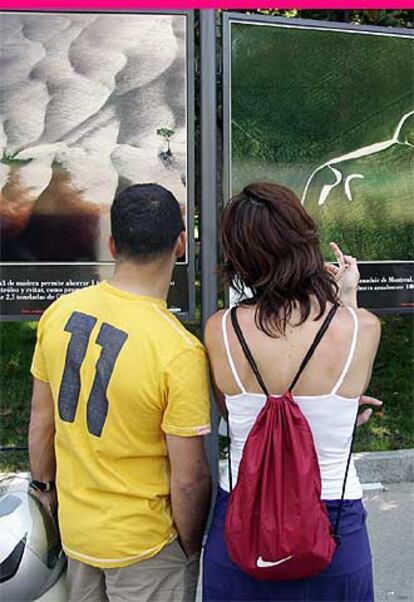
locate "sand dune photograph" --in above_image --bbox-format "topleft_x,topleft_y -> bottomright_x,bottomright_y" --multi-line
1,12 -> 189,264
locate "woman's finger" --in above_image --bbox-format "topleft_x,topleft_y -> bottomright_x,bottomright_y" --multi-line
357,408 -> 373,427
334,264 -> 346,281
329,242 -> 345,267
343,254 -> 355,267
325,264 -> 339,276
359,395 -> 383,408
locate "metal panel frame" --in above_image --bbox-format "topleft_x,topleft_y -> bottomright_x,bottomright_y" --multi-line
222,11 -> 414,314
0,9 -> 196,321
200,10 -> 219,487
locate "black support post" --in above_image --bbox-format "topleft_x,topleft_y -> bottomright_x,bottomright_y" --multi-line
200,10 -> 219,487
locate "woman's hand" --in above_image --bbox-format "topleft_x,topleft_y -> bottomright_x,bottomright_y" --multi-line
357,395 -> 383,427
325,242 -> 359,308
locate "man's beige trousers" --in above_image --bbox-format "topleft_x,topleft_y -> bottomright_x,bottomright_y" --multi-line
67,539 -> 199,602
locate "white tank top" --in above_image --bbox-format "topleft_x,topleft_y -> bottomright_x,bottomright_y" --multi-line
219,306 -> 363,500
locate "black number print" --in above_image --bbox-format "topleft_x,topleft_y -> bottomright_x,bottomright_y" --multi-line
58,312 -> 97,424
57,312 -> 128,437
87,323 -> 128,437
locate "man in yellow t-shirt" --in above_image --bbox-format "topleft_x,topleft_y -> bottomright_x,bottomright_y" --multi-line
28,184 -> 211,602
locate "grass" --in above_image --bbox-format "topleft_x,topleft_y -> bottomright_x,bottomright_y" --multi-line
230,24 -> 413,264
0,315 -> 412,471
354,314 -> 414,452
0,322 -> 37,471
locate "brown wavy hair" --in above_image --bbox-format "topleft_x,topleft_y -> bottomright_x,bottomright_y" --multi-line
221,182 -> 338,337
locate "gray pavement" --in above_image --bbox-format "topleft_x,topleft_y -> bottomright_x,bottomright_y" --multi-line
364,482 -> 414,602
355,449 -> 414,485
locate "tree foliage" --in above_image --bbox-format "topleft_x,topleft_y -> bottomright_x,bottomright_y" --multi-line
241,9 -> 413,28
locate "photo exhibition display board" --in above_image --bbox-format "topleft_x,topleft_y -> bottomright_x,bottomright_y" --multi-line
0,10 -> 195,320
223,14 -> 414,312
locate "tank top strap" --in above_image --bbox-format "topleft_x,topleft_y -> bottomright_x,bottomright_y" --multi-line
331,306 -> 359,395
221,308 -> 247,394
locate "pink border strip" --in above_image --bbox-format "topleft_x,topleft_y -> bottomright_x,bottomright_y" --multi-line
1,2 -> 413,10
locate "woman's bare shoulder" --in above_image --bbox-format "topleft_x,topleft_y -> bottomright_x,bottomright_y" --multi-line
205,309 -> 227,330
333,306 -> 381,342
341,307 -> 381,349
204,310 -> 227,348
336,305 -> 380,326
355,307 -> 381,334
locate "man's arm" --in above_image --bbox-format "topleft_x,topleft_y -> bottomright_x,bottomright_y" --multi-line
28,378 -> 57,512
162,343 -> 212,557
166,434 -> 211,558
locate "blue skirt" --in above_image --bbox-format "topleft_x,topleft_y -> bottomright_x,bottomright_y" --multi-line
202,487 -> 373,602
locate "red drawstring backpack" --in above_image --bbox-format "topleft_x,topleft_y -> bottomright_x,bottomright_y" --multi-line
225,304 -> 357,581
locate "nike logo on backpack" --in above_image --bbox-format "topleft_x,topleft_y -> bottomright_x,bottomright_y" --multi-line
256,555 -> 294,568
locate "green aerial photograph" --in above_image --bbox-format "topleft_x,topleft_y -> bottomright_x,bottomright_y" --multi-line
229,22 -> 414,261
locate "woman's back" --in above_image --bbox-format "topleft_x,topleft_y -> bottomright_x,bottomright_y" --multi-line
206,302 -> 380,499
203,182 -> 380,602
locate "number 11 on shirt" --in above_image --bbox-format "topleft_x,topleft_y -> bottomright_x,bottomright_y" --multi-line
58,311 -> 128,437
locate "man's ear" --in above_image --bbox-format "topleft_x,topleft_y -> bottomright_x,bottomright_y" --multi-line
175,231 -> 186,259
108,236 -> 116,259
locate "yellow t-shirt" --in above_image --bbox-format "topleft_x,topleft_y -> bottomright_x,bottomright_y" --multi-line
31,281 -> 211,568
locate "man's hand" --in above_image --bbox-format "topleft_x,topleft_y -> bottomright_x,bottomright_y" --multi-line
30,488 -> 57,517
325,242 -> 359,308
357,395 -> 383,427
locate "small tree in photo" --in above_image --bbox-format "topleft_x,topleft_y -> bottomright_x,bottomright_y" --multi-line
157,128 -> 175,160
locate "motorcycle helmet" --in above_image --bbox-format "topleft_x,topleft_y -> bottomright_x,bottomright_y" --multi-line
0,475 -> 66,601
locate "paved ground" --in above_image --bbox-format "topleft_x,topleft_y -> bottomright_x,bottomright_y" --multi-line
364,482 -> 414,602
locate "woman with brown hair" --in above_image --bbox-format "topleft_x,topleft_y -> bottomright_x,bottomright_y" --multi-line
202,182 -> 381,601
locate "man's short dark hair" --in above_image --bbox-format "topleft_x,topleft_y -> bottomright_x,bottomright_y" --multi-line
111,184 -> 185,261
